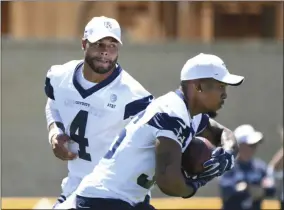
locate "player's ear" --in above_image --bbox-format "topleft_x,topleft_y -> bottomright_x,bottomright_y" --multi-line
82,39 -> 87,51
195,83 -> 203,92
193,80 -> 204,93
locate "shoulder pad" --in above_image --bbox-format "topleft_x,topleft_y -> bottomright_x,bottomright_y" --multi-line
46,60 -> 82,79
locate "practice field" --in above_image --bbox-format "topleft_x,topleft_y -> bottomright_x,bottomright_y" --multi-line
2,197 -> 280,209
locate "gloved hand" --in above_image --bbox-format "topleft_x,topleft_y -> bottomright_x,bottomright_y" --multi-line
181,169 -> 212,198
200,147 -> 235,178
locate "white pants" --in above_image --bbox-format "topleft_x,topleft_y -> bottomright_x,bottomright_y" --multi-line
53,176 -> 82,209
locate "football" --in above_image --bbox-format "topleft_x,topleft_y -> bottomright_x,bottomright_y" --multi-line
182,136 -> 215,175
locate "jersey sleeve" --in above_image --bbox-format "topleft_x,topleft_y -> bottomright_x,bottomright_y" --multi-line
147,111 -> 191,148
123,94 -> 154,120
44,65 -> 62,100
45,68 -> 55,100
44,61 -> 77,100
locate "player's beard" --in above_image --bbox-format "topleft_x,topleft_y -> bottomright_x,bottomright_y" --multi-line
85,56 -> 118,74
206,111 -> 218,119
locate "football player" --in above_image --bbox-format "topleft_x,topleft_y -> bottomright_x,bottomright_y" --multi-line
44,16 -> 153,209
75,53 -> 245,209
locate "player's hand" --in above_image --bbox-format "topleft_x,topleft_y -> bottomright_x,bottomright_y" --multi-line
182,169 -> 212,198
185,176 -> 211,189
51,133 -> 77,161
200,147 -> 235,178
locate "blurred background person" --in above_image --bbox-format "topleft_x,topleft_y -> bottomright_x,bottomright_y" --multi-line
218,124 -> 276,210
268,126 -> 283,210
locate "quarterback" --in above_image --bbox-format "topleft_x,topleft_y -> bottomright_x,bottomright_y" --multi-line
75,53 -> 245,209
44,16 -> 153,208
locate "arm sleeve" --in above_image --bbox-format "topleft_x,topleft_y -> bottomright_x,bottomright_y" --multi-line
45,98 -> 63,129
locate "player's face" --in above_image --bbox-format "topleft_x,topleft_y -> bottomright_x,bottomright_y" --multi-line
239,143 -> 257,161
84,37 -> 119,74
197,79 -> 227,112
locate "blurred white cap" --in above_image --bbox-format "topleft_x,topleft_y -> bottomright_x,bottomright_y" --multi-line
180,53 -> 244,86
234,124 -> 263,145
83,16 -> 122,44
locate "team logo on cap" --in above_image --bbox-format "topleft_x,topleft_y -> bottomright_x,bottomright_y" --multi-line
84,29 -> 93,39
104,21 -> 112,29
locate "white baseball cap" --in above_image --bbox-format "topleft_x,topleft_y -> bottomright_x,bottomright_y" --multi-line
83,16 -> 122,44
180,53 -> 244,86
234,124 -> 263,145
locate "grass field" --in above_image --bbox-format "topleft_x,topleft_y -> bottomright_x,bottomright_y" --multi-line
2,197 -> 280,209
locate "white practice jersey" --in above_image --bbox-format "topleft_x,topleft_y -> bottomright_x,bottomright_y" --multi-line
76,89 -> 209,205
45,60 -> 153,178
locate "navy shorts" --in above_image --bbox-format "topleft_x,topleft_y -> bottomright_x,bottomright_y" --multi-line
76,195 -> 155,210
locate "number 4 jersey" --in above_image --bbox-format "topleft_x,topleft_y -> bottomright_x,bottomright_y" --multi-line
45,60 -> 153,179
75,89 -> 209,205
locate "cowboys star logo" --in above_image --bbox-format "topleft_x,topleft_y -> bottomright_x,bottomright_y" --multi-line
104,21 -> 112,29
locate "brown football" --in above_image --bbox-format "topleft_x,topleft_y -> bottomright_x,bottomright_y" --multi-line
182,136 -> 215,175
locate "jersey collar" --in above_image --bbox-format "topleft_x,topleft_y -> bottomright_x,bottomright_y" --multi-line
174,89 -> 188,108
73,61 -> 122,99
